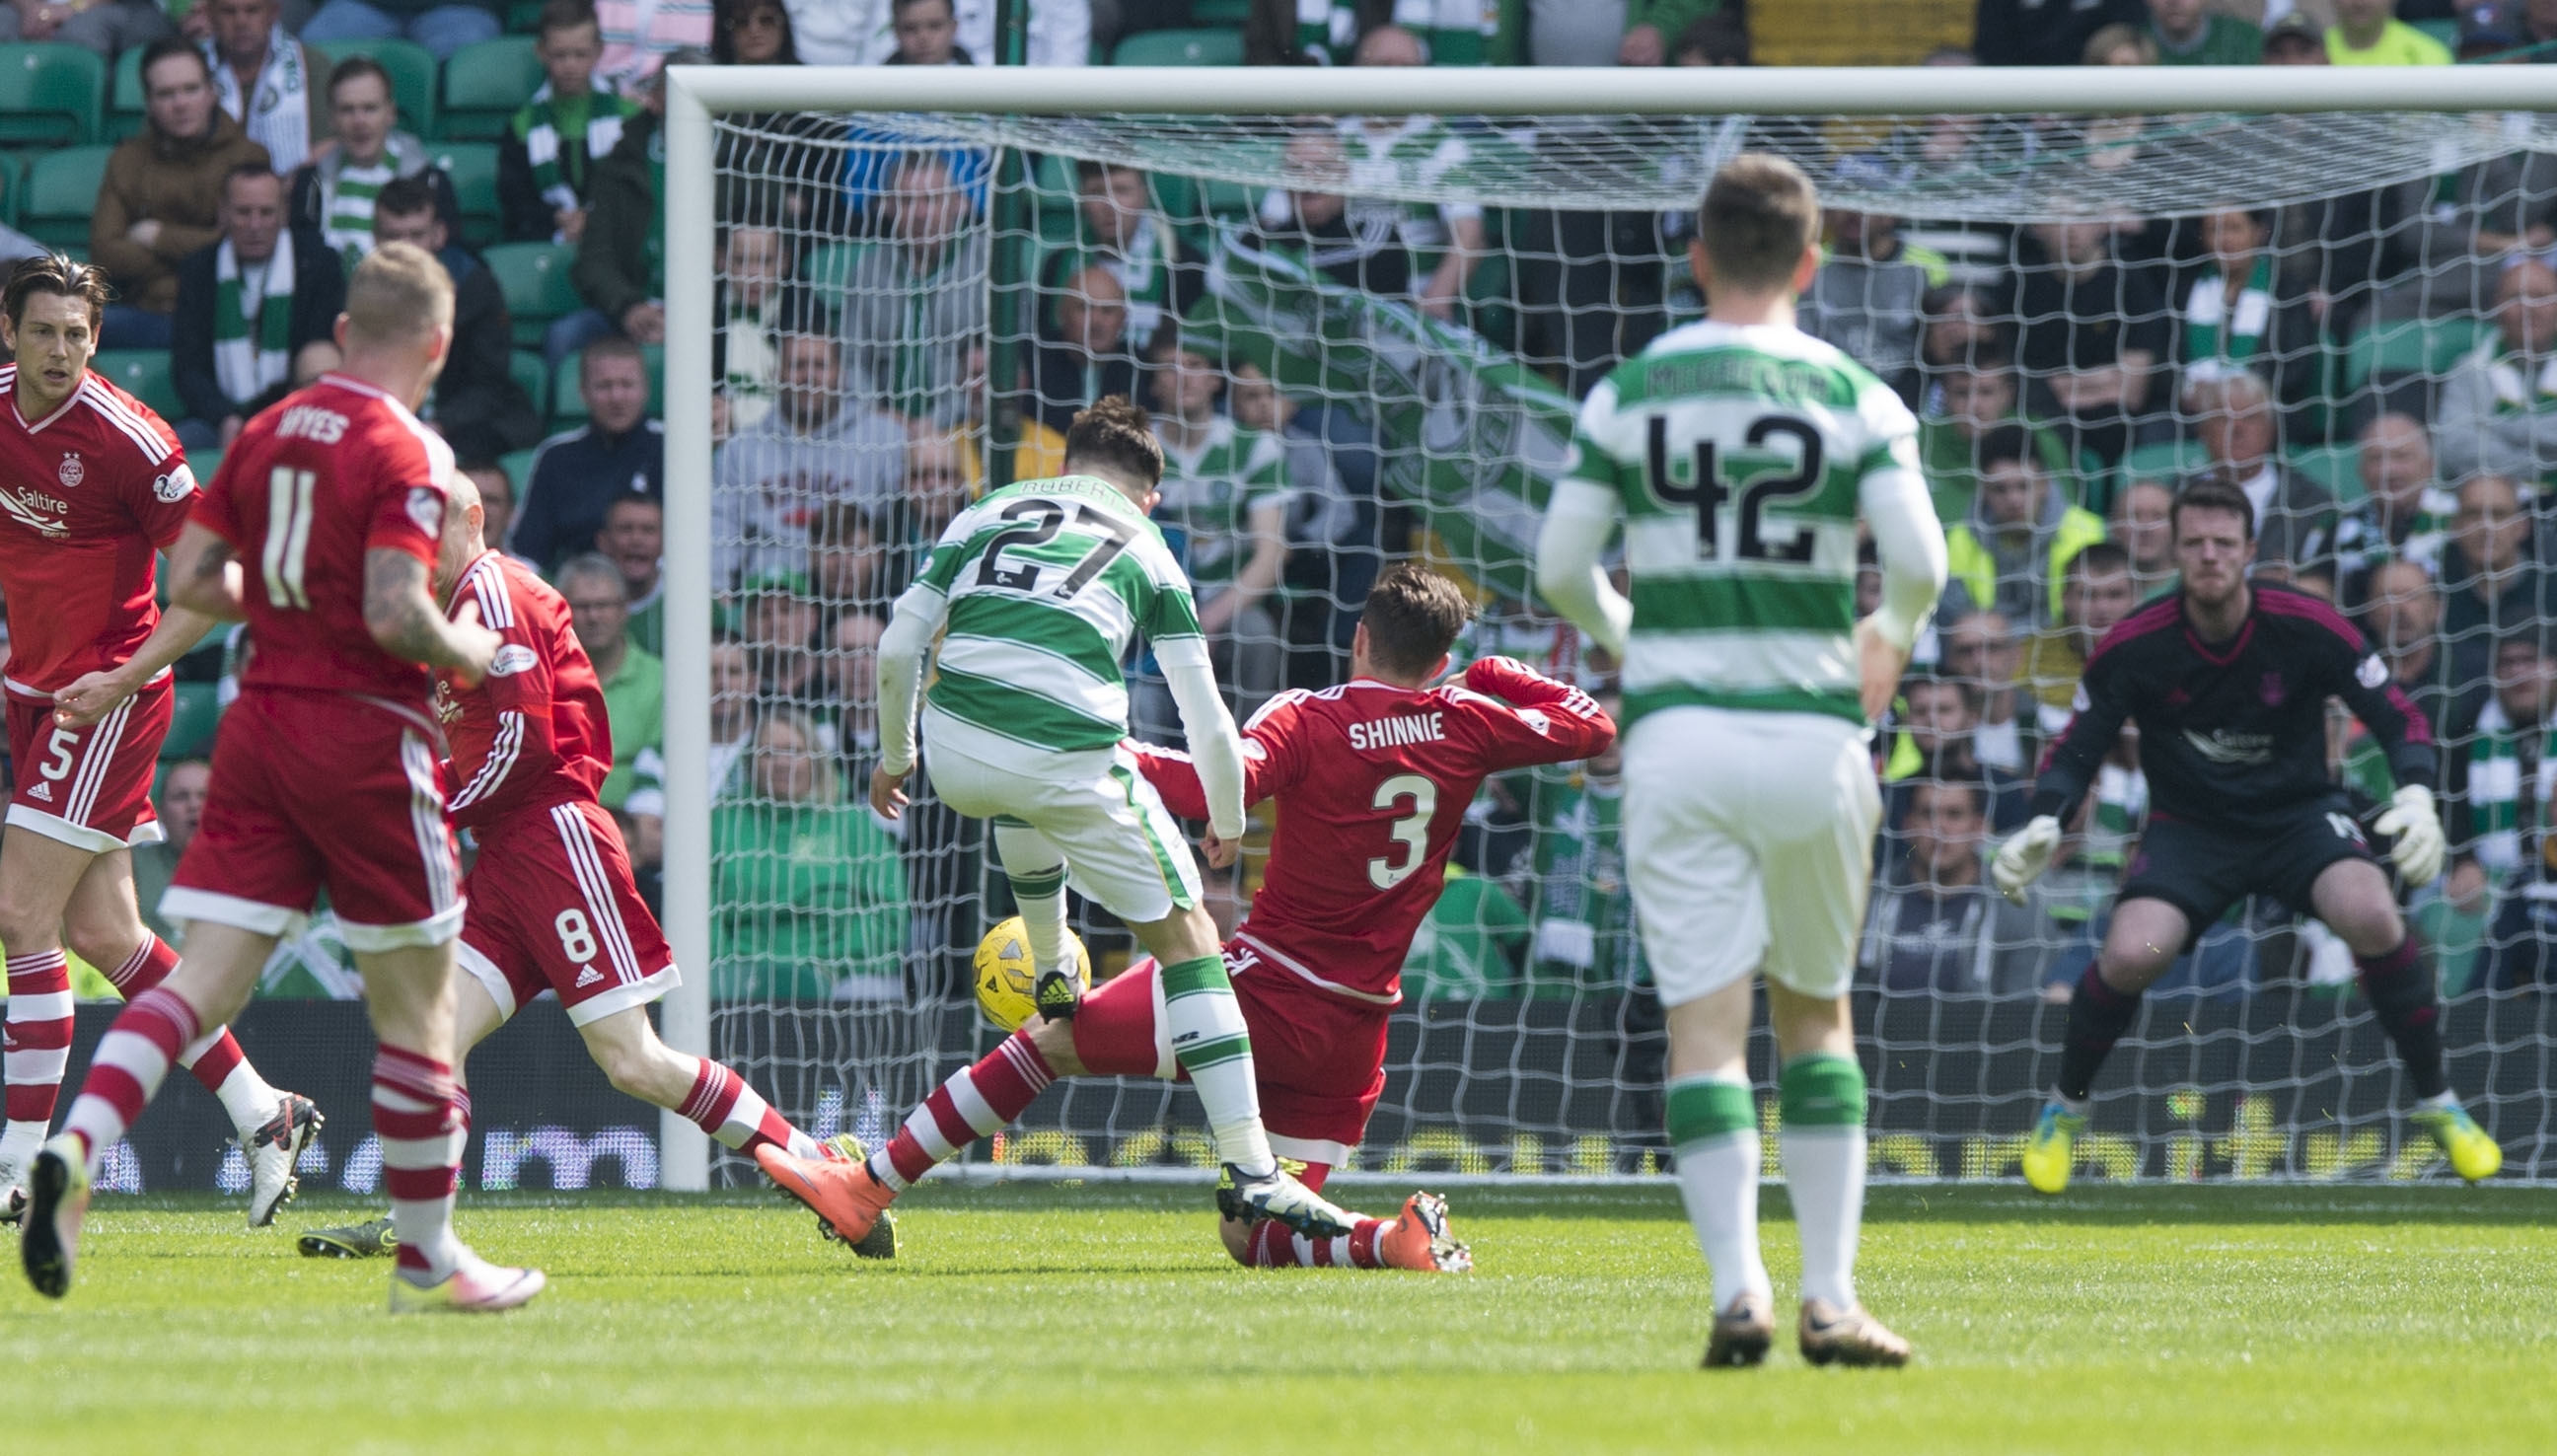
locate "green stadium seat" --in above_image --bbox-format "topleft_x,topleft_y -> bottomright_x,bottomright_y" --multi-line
497,446 -> 539,495
1189,0 -> 1251,23
108,45 -> 145,142
22,144 -> 113,252
162,681 -> 223,761
187,445 -> 223,482
550,343 -> 662,422
2342,316 -> 2490,391
439,36 -> 545,142
89,349 -> 181,418
0,43 -> 104,146
506,0 -> 545,33
314,38 -> 437,139
2120,439 -> 2210,486
482,241 -> 582,348
0,152 -> 20,229
1112,29 -> 1245,65
509,348 -> 548,419
431,141 -> 502,246
2287,443 -> 2363,505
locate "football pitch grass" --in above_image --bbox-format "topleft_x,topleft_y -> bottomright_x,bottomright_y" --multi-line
5,1182 -> 2553,1454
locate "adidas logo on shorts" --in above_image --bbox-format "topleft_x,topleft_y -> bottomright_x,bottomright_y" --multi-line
25,782 -> 48,802
574,967 -> 604,988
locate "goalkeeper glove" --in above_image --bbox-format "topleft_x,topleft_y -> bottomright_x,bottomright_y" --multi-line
2374,783 -> 2446,887
1991,816 -> 2062,906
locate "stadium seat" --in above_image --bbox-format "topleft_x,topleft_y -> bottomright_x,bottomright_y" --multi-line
497,446 -> 539,495
439,36 -> 545,143
2341,316 -> 2490,391
509,348 -> 548,419
21,144 -> 113,252
162,681 -> 223,761
482,241 -> 582,349
89,349 -> 182,418
108,44 -> 145,142
432,141 -> 503,246
0,152 -> 20,229
0,43 -> 105,146
2119,439 -> 2210,485
2287,443 -> 2362,505
314,38 -> 437,139
1189,0 -> 1250,23
550,343 -> 663,422
1112,29 -> 1245,65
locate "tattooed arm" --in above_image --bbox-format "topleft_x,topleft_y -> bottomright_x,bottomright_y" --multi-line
364,547 -> 500,687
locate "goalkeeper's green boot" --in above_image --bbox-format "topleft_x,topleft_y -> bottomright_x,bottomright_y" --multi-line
2020,1100 -> 2087,1196
2409,1099 -> 2503,1183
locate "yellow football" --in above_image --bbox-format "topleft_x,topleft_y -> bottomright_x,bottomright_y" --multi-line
972,915 -> 1091,1032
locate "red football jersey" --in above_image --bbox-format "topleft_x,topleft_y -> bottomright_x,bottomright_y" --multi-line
193,374 -> 452,706
1134,657 -> 1616,1004
0,364 -> 194,696
435,549 -> 610,833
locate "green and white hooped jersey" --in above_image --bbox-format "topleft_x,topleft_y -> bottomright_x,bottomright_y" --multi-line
1565,320 -> 1921,727
914,475 -> 1204,757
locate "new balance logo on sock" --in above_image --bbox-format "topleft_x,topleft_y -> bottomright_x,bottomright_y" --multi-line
574,967 -> 603,988
25,782 -> 47,802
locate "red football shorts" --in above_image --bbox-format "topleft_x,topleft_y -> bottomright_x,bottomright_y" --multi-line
455,798 -> 676,1027
5,674 -> 172,854
163,688 -> 463,950
1074,942 -> 1392,1169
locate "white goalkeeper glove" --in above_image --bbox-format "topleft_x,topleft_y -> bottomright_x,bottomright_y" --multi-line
1991,816 -> 2062,906
2374,783 -> 2446,887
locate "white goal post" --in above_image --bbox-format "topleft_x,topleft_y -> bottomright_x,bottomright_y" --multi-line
657,63 -> 2557,1191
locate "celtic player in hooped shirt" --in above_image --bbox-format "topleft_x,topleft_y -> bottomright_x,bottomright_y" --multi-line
1535,155 -> 1948,1370
754,397 -> 1354,1248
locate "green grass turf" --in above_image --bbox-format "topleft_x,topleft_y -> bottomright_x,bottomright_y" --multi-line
4,1182 -> 2554,1454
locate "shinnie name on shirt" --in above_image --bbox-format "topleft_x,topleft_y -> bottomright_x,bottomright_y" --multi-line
1348,711 -> 1445,753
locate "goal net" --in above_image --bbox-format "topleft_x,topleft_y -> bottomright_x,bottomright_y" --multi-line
670,69 -> 2557,1188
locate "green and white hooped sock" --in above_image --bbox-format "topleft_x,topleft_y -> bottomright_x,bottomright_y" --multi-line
1160,952 -> 1274,1176
992,821 -> 1072,983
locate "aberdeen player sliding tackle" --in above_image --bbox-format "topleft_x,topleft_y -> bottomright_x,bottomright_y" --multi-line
0,255 -> 318,1229
298,474 -> 850,1258
1992,475 -> 2500,1191
21,243 -> 542,1311
755,565 -> 1615,1271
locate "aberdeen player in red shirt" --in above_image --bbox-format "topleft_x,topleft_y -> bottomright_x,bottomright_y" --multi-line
0,255 -> 318,1231
297,473 -> 851,1259
756,565 -> 1615,1270
19,244 -> 542,1313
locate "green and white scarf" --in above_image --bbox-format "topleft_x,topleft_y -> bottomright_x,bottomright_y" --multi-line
213,233 -> 295,408
323,159 -> 398,268
2463,697 -> 2557,891
513,82 -> 635,227
2182,255 -> 2275,370
204,31 -> 312,175
2482,327 -> 2557,416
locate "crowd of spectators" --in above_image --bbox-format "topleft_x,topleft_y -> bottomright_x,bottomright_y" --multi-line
21,0 -> 2557,1007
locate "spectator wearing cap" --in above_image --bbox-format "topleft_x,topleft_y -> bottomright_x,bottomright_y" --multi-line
1943,423 -> 2106,628
1972,0 -> 2145,66
94,38 -> 274,350
172,162 -> 345,451
1801,161 -> 1948,407
202,0 -> 330,177
2327,0 -> 2452,65
516,335 -> 663,573
2145,0 -> 2258,64
2260,12 -> 2326,62
2439,260 -> 2557,487
2455,3 -> 2526,60
2184,370 -> 2337,581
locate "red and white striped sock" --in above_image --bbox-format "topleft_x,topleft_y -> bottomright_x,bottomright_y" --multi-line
105,938 -> 281,1133
59,986 -> 198,1174
372,1046 -> 466,1284
674,1056 -> 815,1158
867,1032 -> 1055,1192
1241,1216 -> 1387,1269
2,949 -> 75,1172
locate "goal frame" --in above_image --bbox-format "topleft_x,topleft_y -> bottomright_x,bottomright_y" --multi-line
655,63 -> 2557,1189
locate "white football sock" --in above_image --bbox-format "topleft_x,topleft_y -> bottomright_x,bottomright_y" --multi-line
1674,1129 -> 1771,1312
1783,1126 -> 1865,1310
